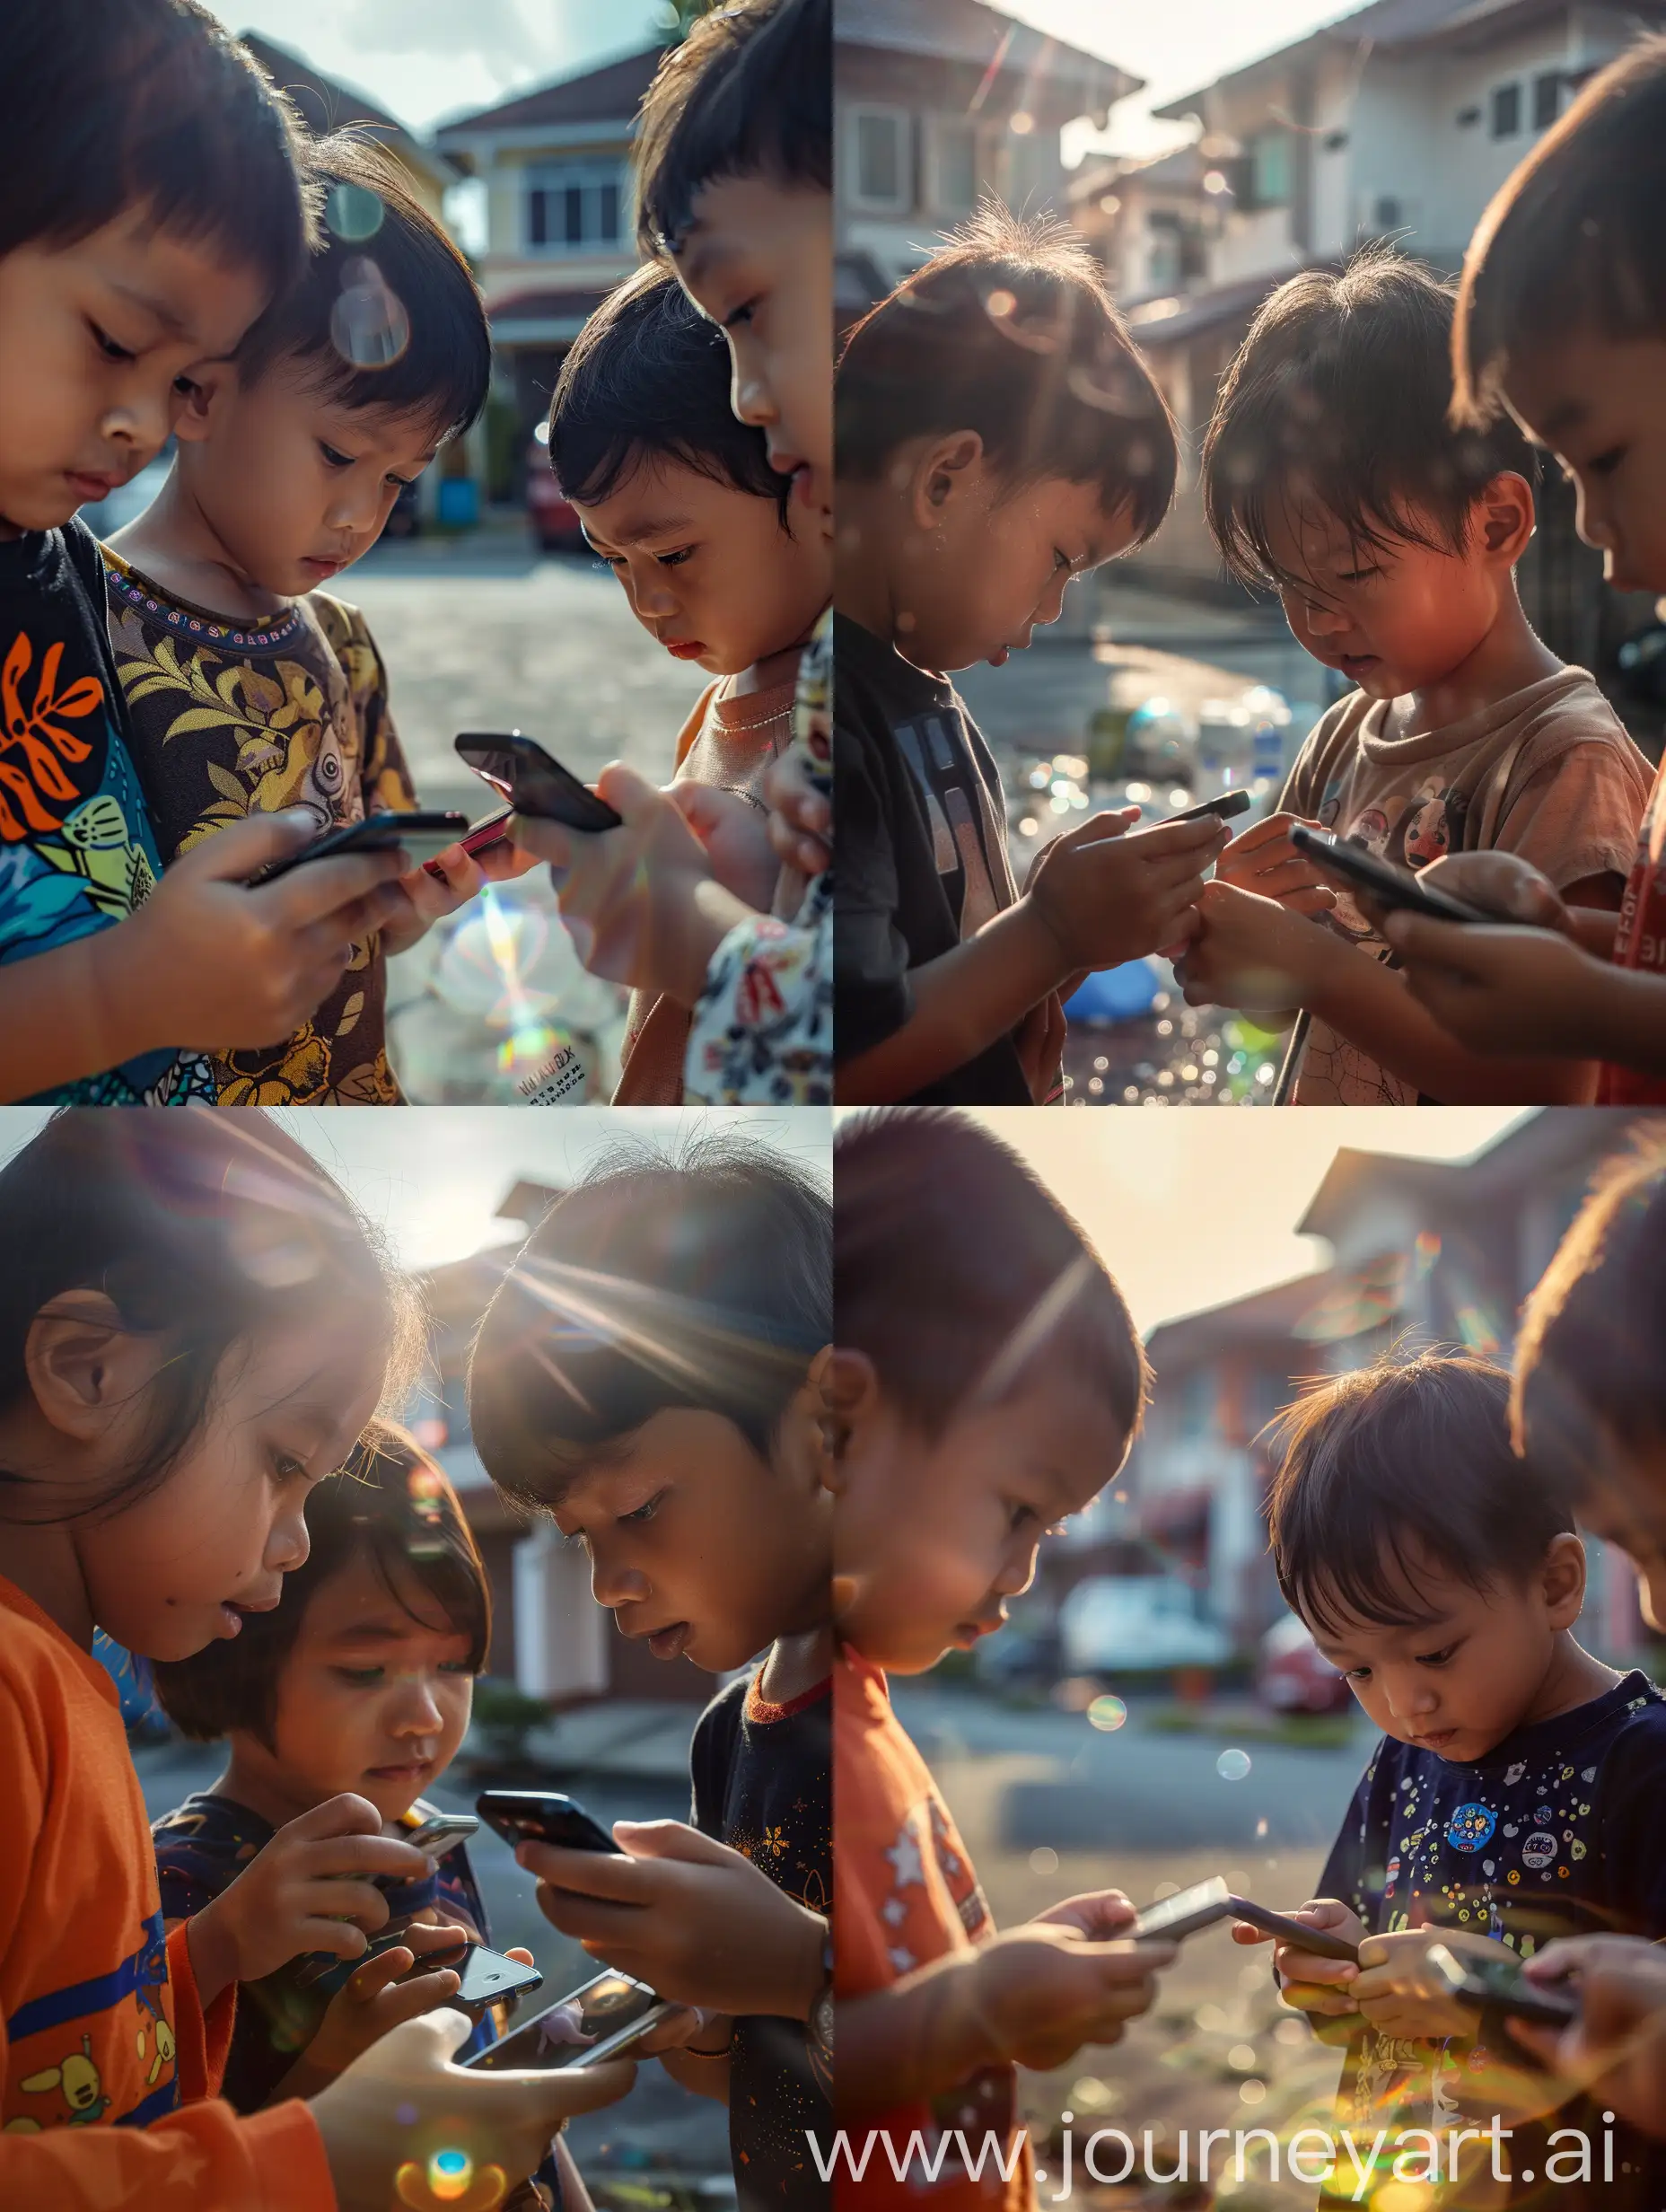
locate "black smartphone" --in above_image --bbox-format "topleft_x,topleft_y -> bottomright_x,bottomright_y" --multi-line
462,1970 -> 668,2072
475,1790 -> 621,1856
1163,789 -> 1254,826
251,809 -> 469,885
1288,825 -> 1490,925
1425,1943 -> 1579,2028
1130,1876 -> 1361,1962
454,732 -> 622,832
422,805 -> 514,881
300,1933 -> 539,2009
405,1813 -> 479,1860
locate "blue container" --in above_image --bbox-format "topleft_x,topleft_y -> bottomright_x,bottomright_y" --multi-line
437,478 -> 479,529
1063,960 -> 1162,1024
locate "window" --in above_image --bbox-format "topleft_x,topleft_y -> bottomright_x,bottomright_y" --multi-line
525,162 -> 623,254
1456,104 -> 1481,126
1148,209 -> 1182,290
848,105 -> 911,211
1533,70 -> 1563,128
1247,128 -> 1293,209
1491,82 -> 1521,137
929,118 -> 978,216
1372,194 -> 1402,230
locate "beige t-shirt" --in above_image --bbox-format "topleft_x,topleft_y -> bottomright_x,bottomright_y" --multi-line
1279,667 -> 1652,1104
612,670 -> 795,1104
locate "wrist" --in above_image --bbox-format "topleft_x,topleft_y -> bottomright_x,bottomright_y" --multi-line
185,1899 -> 239,2010
781,1910 -> 828,2023
1006,893 -> 1074,992
665,879 -> 756,1007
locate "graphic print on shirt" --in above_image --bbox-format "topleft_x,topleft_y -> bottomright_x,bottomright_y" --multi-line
892,712 -> 1003,936
3,1911 -> 180,2136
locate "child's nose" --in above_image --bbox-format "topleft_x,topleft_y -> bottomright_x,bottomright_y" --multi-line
590,1558 -> 651,1610
390,1678 -> 443,1733
732,372 -> 773,428
1572,478 -> 1613,555
1302,598 -> 1351,638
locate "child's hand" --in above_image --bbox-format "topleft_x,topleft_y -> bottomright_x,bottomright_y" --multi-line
1031,1890 -> 1137,1940
765,747 -> 831,879
1029,809 -> 1229,971
1511,1936 -> 1666,2137
1233,1898 -> 1363,2021
185,1792 -> 433,2006
967,1922 -> 1174,2071
1177,878 -> 1336,1013
282,1921 -> 470,2093
1413,850 -> 1574,932
376,836 -> 539,956
671,783 -> 781,914
1352,1927 -> 1507,2040
516,1819 -> 826,2022
1014,990 -> 1066,1102
1379,909 -> 1617,1058
309,2007 -> 635,2212
1216,812 -> 1338,917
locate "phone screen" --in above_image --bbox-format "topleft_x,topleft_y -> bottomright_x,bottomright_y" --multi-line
464,1971 -> 664,2071
454,734 -> 621,832
475,1791 -> 622,1854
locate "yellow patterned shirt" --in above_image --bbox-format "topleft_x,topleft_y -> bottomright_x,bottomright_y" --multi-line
103,553 -> 415,1104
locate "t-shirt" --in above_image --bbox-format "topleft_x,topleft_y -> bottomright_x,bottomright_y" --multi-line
835,614 -> 1029,1104
690,1668 -> 831,2212
1277,668 -> 1651,1102
615,668 -> 795,1105
1600,746 -> 1666,1105
104,552 -> 416,1104
1316,1669 -> 1666,2209
0,518 -> 215,1103
834,1652 -> 1030,2212
0,1574 -> 332,2210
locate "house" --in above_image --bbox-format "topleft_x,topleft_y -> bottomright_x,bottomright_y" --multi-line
241,35 -> 461,220
414,1177 -> 710,1709
835,0 -> 1142,307
434,47 -> 662,478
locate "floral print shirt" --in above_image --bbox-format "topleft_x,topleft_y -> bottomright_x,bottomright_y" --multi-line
104,553 -> 416,1104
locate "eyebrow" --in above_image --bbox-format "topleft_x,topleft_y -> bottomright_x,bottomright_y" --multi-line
109,279 -> 192,342
581,515 -> 697,552
1536,397 -> 1588,442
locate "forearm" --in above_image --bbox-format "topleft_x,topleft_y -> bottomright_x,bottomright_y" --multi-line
838,1955 -> 1002,2120
1564,960 -> 1666,1074
1567,904 -> 1624,957
183,1900 -> 239,2014
657,2045 -> 732,2103
0,930 -> 153,1100
837,900 -> 1063,1104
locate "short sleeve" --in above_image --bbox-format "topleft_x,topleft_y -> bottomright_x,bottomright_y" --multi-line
1316,1756 -> 1378,1924
1595,1707 -> 1666,1936
689,1678 -> 745,1839
1495,741 -> 1653,895
834,727 -> 914,1060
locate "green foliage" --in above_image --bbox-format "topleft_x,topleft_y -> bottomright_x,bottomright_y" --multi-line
656,0 -> 725,38
469,1676 -> 549,1766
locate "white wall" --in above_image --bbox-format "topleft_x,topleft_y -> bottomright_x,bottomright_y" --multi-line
513,1523 -> 609,1700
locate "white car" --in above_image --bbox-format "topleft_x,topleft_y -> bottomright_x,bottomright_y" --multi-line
1058,1574 -> 1232,1677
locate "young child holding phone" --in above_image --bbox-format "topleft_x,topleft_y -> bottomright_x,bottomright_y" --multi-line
831,1110 -> 1174,2209
1184,247 -> 1652,1105
1249,1352 -> 1666,2208
0,1110 -> 632,2210
468,1143 -> 833,2212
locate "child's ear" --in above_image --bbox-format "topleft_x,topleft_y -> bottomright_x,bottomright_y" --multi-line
1540,1531 -> 1589,1629
908,431 -> 985,532
805,1345 -> 881,1497
171,363 -> 236,443
22,1290 -> 162,1445
1477,471 -> 1535,563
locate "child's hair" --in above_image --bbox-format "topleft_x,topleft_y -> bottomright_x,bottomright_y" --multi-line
1,0 -> 313,303
236,133 -> 490,440
549,262 -> 792,523
1267,1350 -> 1576,1637
0,1109 -> 422,1524
837,205 -> 1179,546
468,1137 -> 831,1509
1204,247 -> 1533,591
1512,1140 -> 1666,1490
635,0 -> 830,257
1453,36 -> 1666,429
835,1109 -> 1150,1444
151,1425 -> 490,1746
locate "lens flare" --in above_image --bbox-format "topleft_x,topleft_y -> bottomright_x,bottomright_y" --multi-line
1087,1694 -> 1127,1732
329,256 -> 412,369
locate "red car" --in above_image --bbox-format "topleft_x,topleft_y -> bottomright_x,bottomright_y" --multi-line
526,430 -> 583,552
1257,1611 -> 1353,1715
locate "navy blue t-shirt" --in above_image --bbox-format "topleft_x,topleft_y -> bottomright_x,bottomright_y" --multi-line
1317,1669 -> 1666,2208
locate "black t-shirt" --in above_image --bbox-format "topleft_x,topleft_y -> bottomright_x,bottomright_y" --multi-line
691,1670 -> 830,2212
1317,1671 -> 1666,2209
834,614 -> 1030,1104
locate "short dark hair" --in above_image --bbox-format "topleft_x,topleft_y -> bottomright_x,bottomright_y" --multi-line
837,205 -> 1179,547
1453,37 -> 1666,430
1266,1352 -> 1576,1638
238,134 -> 490,440
635,0 -> 830,257
549,261 -> 792,522
1204,247 -> 1533,591
1512,1139 -> 1666,1491
153,1425 -> 491,1747
0,0 -> 313,305
469,1137 -> 831,1512
835,1109 -> 1150,1444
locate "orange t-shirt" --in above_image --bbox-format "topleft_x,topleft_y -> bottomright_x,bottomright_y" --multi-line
0,1575 -> 334,2210
834,1651 -> 1032,2212
1600,748 -> 1666,1104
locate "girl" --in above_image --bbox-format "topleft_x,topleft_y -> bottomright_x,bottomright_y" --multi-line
0,1107 -> 632,2210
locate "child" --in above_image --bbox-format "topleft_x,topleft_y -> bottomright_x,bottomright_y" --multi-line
0,1 -> 412,1105
831,1109 -> 1174,2209
105,133 -> 514,1106
511,0 -> 835,1106
1357,39 -> 1666,1101
833,207 -> 1229,1105
0,1109 -> 630,2208
468,1143 -> 833,2212
1247,1351 -> 1666,2208
547,261 -> 828,1101
1184,246 -> 1653,1105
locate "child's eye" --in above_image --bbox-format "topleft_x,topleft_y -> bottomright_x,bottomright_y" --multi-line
1005,1501 -> 1039,1534
332,1666 -> 384,1686
1053,549 -> 1073,574
655,547 -> 694,568
1586,446 -> 1626,478
271,1453 -> 310,1486
1337,567 -> 1381,585
1416,1644 -> 1457,1667
319,442 -> 355,470
1345,1666 -> 1372,1682
723,296 -> 760,331
92,323 -> 136,364
440,1662 -> 478,1676
618,1490 -> 665,1527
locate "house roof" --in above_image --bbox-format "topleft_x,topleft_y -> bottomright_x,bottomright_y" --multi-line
239,34 -> 460,186
837,0 -> 1142,121
435,45 -> 663,142
1065,144 -> 1208,206
1124,268 -> 1286,344
1293,1108 -> 1632,1241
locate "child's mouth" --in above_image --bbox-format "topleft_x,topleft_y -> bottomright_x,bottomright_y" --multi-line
646,1621 -> 691,1660
663,640 -> 707,661
987,645 -> 1010,667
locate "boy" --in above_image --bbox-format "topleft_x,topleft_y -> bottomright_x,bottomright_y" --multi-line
833,208 -> 1230,1106
0,0 -> 410,1104
830,1110 -> 1175,2210
1361,39 -> 1666,1101
547,260 -> 829,1101
1184,247 -> 1653,1104
1250,1352 -> 1666,2208
467,1146 -> 833,2212
104,134 -> 509,1105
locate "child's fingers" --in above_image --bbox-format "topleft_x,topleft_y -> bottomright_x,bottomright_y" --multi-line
1279,1979 -> 1361,2017
506,812 -> 576,870
1231,1920 -> 1275,1945
372,1965 -> 464,2028
344,1944 -> 419,2002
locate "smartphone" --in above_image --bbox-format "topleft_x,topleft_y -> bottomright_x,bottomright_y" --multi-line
462,1970 -> 668,2072
1163,789 -> 1253,826
1425,1943 -> 1579,2028
422,804 -> 514,881
1130,1876 -> 1361,1962
300,1933 -> 540,2008
405,1813 -> 479,1860
251,809 -> 469,885
475,1790 -> 621,1856
454,732 -> 622,832
1288,825 -> 1490,925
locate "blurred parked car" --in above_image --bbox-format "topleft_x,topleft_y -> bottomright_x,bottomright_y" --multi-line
526,425 -> 584,552
1058,1574 -> 1232,1677
971,1620 -> 1060,1689
1257,1611 -> 1352,1714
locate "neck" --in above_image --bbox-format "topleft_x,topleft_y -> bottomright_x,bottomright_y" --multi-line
728,638 -> 808,698
213,1738 -> 364,1834
0,1412 -> 108,1650
109,461 -> 287,623
833,487 -> 902,643
1396,582 -> 1561,737
1517,1630 -> 1623,1733
759,1623 -> 835,1704
0,1518 -> 96,1649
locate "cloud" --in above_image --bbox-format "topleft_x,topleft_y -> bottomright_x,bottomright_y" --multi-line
339,0 -> 657,88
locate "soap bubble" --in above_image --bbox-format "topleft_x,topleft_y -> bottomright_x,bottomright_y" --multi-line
325,181 -> 386,241
329,256 -> 411,368
1216,1748 -> 1252,1781
1087,1694 -> 1127,1732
